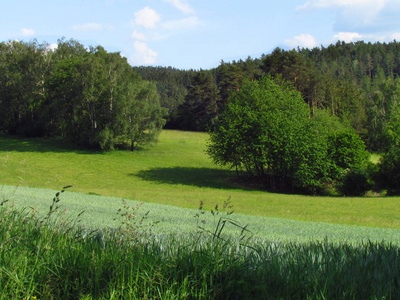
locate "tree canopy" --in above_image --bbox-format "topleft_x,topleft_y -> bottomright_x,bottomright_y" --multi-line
0,39 -> 166,150
137,41 -> 400,155
207,76 -> 370,194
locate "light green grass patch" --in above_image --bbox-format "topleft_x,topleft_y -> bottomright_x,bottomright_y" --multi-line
370,153 -> 381,164
1,185 -> 400,245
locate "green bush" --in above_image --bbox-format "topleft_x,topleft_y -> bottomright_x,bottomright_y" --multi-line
377,144 -> 400,195
326,131 -> 374,196
338,167 -> 375,196
327,131 -> 370,181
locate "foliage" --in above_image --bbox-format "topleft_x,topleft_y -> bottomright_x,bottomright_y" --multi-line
116,41 -> 400,149
207,76 -> 371,194
327,131 -> 370,180
366,76 -> 400,151
208,75 -> 313,192
176,70 -> 220,131
215,57 -> 263,106
339,168 -> 375,196
115,80 -> 166,151
0,39 -> 166,150
5,38 -> 400,150
133,66 -> 194,128
377,144 -> 400,195
0,40 -> 50,136
262,48 -> 319,112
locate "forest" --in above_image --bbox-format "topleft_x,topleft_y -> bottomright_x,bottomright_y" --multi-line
135,41 -> 400,154
0,38 -> 166,151
1,38 -> 400,195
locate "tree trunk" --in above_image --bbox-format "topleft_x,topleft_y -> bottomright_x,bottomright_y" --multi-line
131,140 -> 135,152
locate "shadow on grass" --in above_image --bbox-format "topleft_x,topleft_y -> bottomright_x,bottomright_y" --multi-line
0,133 -> 96,154
133,167 -> 257,190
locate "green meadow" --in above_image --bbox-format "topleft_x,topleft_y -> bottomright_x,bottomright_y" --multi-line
1,129 -> 399,236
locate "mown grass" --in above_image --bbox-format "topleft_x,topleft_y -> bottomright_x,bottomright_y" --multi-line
1,130 -> 400,228
1,193 -> 400,300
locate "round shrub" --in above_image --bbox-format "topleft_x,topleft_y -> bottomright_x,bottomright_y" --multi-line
338,167 -> 375,196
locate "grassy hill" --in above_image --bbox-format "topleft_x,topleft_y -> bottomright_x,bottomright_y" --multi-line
1,130 -> 399,230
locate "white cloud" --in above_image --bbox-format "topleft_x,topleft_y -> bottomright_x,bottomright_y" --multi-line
333,32 -> 362,42
163,0 -> 195,14
132,30 -> 148,41
298,0 -> 387,30
21,28 -> 34,36
72,23 -> 114,31
46,43 -> 58,51
285,34 -> 317,49
162,16 -> 202,31
391,32 -> 400,41
130,41 -> 157,65
134,7 -> 161,29
299,0 -> 386,10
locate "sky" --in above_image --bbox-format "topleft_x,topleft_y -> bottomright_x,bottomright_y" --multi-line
1,0 -> 400,70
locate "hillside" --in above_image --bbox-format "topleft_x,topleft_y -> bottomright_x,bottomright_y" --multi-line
1,130 -> 399,229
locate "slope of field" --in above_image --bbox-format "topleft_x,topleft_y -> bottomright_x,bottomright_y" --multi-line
0,130 -> 399,229
2,185 -> 400,244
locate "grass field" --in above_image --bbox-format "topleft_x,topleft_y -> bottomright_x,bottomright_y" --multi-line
2,184 -> 400,244
1,130 -> 400,230
1,131 -> 400,299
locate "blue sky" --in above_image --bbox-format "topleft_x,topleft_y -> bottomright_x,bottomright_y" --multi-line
1,0 -> 400,69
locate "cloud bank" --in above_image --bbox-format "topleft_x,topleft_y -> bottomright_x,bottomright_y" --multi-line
298,0 -> 398,33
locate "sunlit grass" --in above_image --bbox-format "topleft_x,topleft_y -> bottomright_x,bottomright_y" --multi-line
1,130 -> 399,228
370,153 -> 382,164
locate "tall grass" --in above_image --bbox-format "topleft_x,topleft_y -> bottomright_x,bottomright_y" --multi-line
1,190 -> 400,299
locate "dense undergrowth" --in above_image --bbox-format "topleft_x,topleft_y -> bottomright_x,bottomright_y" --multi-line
1,188 -> 400,299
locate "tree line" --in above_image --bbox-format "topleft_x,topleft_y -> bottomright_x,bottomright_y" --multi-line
135,40 -> 400,153
0,39 -> 166,150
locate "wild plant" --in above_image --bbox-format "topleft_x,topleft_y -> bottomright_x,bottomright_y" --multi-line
191,199 -> 260,282
39,185 -> 86,230
114,199 -> 159,244
194,198 -> 253,246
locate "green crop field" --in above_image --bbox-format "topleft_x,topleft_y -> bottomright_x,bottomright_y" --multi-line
1,129 -> 399,230
2,184 -> 400,244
